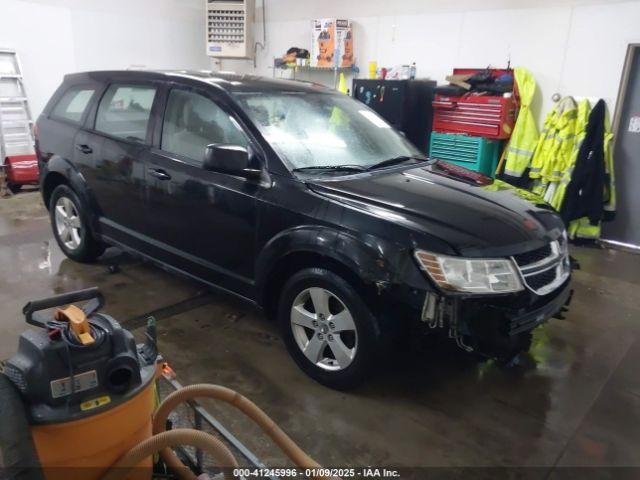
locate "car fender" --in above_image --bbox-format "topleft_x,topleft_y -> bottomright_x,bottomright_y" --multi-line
256,225 -> 413,297
42,156 -> 102,233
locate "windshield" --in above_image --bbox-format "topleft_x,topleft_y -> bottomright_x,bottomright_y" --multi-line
234,92 -> 425,172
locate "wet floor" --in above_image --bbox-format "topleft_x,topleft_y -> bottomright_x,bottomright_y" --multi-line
1,191 -> 639,476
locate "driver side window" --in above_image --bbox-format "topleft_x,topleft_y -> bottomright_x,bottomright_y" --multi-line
161,89 -> 248,164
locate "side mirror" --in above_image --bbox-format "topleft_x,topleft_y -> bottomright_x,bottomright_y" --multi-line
203,144 -> 261,179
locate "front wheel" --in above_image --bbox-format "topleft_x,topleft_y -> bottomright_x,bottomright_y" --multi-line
278,268 -> 380,389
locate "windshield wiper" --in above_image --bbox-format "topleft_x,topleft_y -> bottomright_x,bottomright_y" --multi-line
366,156 -> 427,171
292,164 -> 366,173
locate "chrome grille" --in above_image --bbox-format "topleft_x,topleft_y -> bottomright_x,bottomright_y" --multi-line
512,239 -> 570,295
513,244 -> 552,267
526,268 -> 557,291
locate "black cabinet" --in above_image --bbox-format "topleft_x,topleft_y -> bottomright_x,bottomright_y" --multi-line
352,79 -> 436,152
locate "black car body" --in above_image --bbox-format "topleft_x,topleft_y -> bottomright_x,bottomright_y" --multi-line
36,70 -> 572,388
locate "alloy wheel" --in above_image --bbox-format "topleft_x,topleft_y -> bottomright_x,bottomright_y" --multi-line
54,196 -> 82,251
290,287 -> 358,371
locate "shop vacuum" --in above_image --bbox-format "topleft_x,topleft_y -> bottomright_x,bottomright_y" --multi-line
0,288 -> 327,480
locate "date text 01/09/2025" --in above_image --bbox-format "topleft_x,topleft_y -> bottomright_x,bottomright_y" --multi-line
232,468 -> 401,478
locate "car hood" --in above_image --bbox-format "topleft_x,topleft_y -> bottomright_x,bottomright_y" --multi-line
306,163 -> 565,257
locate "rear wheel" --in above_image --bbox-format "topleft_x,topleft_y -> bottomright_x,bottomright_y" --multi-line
8,183 -> 22,194
278,268 -> 380,389
49,184 -> 104,262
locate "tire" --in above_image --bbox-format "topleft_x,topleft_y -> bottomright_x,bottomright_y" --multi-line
49,184 -> 105,262
278,268 -> 380,390
8,183 -> 22,194
0,373 -> 44,479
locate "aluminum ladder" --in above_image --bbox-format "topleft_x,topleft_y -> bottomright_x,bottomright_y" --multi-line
0,49 -> 35,162
0,49 -> 35,196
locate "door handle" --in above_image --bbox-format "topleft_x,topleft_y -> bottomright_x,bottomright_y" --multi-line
148,168 -> 171,181
75,144 -> 93,154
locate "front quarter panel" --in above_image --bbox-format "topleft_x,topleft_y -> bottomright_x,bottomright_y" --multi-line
255,176 -> 437,304
256,225 -> 397,286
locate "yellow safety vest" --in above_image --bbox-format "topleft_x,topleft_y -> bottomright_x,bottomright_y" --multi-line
503,67 -> 539,178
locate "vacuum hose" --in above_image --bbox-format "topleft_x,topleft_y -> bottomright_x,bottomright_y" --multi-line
102,428 -> 239,480
105,383 -> 328,480
153,384 -> 325,480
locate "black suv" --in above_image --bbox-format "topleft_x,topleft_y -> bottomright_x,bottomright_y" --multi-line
37,71 -> 572,388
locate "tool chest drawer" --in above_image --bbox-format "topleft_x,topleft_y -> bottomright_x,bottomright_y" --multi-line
429,132 -> 501,177
432,94 -> 516,139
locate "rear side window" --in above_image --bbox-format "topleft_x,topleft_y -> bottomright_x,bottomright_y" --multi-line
50,87 -> 96,123
95,84 -> 156,142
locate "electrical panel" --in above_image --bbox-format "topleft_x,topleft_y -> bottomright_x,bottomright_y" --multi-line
206,0 -> 254,59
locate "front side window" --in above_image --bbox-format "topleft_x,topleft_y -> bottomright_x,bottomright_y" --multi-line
95,84 -> 156,142
161,89 -> 248,164
50,87 -> 96,123
235,92 -> 424,171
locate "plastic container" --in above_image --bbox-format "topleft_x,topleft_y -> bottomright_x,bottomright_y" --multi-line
368,61 -> 377,79
31,379 -> 156,480
429,132 -> 501,177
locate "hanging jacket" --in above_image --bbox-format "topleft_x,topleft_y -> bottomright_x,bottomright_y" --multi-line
503,67 -> 539,179
529,108 -> 557,181
529,107 -> 558,195
560,99 -> 607,227
550,99 -> 591,210
567,104 -> 616,240
541,97 -> 578,183
529,97 -> 578,183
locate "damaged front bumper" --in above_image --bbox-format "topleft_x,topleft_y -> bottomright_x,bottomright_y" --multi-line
506,282 -> 572,335
387,277 -> 573,356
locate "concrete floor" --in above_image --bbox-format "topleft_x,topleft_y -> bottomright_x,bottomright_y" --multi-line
1,191 -> 639,477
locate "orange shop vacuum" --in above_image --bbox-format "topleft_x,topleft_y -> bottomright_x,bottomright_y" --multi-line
0,288 -> 329,480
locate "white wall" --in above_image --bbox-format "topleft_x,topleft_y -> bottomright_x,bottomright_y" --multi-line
0,0 -> 209,116
224,0 -> 640,125
2,0 -> 638,124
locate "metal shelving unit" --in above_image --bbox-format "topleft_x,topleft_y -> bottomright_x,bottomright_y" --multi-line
272,58 -> 358,89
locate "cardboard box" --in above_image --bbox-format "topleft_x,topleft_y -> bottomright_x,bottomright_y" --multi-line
311,19 -> 353,68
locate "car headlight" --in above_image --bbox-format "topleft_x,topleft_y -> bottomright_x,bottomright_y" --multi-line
414,250 -> 524,294
558,229 -> 568,255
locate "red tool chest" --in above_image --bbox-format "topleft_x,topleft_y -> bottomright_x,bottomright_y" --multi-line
432,68 -> 517,140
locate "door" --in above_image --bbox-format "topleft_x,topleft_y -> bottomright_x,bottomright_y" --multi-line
143,86 -> 261,296
85,83 -> 158,242
43,85 -> 99,189
604,45 -> 640,247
